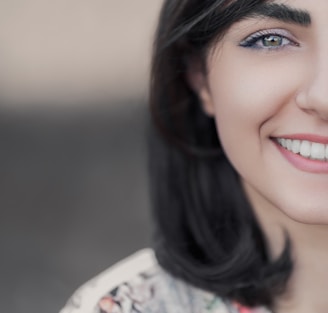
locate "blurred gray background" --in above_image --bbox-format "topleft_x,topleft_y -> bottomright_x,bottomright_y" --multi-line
0,1 -> 163,313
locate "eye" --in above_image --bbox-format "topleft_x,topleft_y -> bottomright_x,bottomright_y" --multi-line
239,29 -> 298,50
261,34 -> 285,47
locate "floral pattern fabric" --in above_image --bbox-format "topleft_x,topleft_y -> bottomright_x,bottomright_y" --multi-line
60,249 -> 272,313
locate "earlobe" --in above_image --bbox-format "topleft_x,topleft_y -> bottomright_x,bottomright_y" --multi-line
186,63 -> 215,117
198,84 -> 215,116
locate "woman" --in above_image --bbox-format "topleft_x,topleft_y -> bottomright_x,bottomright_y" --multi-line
61,1 -> 328,312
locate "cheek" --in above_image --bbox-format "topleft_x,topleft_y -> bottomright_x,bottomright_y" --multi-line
207,53 -> 303,139
206,52 -> 304,171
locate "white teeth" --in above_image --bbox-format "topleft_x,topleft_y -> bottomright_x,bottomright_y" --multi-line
311,142 -> 325,160
300,140 -> 311,158
276,138 -> 328,161
291,140 -> 301,154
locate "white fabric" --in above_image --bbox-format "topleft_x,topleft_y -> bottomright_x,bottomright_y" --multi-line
59,249 -> 157,313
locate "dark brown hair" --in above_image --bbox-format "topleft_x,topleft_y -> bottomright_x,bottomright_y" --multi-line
149,0 -> 292,309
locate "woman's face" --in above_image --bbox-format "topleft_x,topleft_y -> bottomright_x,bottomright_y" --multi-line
197,0 -> 328,224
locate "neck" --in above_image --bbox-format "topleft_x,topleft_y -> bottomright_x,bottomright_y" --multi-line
243,183 -> 328,313
270,222 -> 328,313
274,225 -> 328,313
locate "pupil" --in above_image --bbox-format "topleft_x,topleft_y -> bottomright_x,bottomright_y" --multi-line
263,35 -> 282,47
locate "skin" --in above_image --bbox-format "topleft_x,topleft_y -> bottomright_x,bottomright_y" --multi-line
190,0 -> 328,312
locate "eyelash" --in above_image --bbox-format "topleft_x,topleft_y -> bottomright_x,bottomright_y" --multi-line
239,29 -> 299,50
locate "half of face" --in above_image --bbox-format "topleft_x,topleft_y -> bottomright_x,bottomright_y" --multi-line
188,0 -> 328,226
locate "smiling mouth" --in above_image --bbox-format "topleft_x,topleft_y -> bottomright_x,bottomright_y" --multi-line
275,138 -> 328,161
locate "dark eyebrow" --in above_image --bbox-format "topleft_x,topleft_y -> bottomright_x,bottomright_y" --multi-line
244,3 -> 311,27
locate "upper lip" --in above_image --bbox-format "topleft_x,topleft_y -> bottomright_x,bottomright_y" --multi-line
272,134 -> 328,144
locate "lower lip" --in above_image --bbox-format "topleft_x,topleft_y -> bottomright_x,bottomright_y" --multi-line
273,140 -> 328,174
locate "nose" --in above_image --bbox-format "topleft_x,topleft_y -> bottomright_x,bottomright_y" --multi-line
296,52 -> 328,121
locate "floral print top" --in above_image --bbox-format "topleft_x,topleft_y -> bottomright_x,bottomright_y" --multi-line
60,249 -> 272,313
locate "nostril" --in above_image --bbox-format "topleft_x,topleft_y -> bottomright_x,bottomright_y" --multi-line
296,89 -> 328,121
317,112 -> 328,122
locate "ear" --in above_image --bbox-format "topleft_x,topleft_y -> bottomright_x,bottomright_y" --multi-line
186,60 -> 215,116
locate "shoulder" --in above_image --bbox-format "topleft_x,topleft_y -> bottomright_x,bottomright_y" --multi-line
59,249 -> 234,313
60,249 -> 157,313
